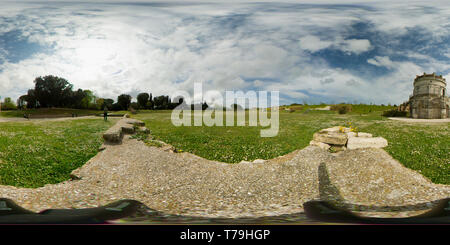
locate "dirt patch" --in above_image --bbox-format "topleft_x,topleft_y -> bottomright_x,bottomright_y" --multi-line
388,117 -> 450,123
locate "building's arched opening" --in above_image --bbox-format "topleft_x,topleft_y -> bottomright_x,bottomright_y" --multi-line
447,105 -> 449,118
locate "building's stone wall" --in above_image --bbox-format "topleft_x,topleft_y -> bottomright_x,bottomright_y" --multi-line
409,73 -> 449,119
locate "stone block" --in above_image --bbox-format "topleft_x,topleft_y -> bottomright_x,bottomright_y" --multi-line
123,118 -> 145,127
103,125 -> 123,143
346,132 -> 372,138
347,136 -> 388,150
313,131 -> 348,145
120,123 -> 135,134
102,118 -> 146,144
309,140 -> 331,150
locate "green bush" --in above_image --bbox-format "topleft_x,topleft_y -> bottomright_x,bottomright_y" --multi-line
382,109 -> 407,117
331,104 -> 352,114
1,97 -> 17,110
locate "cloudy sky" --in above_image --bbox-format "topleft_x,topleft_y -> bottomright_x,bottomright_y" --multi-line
0,0 -> 449,105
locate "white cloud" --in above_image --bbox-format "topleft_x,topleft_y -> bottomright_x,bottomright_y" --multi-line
0,1 -> 448,106
299,36 -> 371,54
299,36 -> 333,52
338,39 -> 372,54
367,56 -> 395,69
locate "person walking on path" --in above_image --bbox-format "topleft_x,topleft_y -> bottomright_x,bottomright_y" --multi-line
103,107 -> 108,121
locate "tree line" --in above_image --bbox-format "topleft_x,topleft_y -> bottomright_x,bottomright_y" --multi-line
6,75 -> 195,111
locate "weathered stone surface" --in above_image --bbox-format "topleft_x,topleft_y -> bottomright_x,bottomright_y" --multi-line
103,118 -> 146,143
321,126 -> 350,133
347,136 -> 388,150
313,131 -> 348,145
253,159 -> 266,164
69,174 -> 81,180
123,118 -> 145,126
103,125 -> 123,143
321,126 -> 339,132
409,73 -> 449,119
120,123 -> 135,134
346,132 -> 356,138
139,127 -> 150,134
239,160 -> 252,164
309,140 -> 331,150
98,144 -> 107,151
330,145 -> 346,152
346,132 -> 372,138
357,132 -> 373,138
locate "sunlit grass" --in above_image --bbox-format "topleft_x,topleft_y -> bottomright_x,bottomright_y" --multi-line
134,110 -> 449,184
0,107 -> 447,187
0,119 -> 116,187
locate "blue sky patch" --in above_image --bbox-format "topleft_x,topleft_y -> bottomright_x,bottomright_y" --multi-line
0,1 -> 448,105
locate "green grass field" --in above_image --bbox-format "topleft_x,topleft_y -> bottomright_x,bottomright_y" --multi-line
0,105 -> 448,187
0,108 -> 99,117
0,118 -> 116,187
133,108 -> 449,185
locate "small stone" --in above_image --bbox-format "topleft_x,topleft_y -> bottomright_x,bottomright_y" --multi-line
98,144 -> 106,151
239,160 -> 251,164
253,159 -> 266,164
69,174 -> 81,181
330,145 -> 346,152
309,140 -> 331,150
139,127 -> 150,134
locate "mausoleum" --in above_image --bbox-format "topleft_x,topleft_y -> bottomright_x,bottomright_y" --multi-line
409,73 -> 450,119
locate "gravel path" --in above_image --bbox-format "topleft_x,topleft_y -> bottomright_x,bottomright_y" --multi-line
0,136 -> 448,218
0,116 -> 98,123
388,117 -> 450,123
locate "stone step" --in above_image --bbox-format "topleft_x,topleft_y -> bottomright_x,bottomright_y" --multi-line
102,117 -> 146,144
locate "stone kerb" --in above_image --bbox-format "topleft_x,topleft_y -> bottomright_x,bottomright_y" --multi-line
102,114 -> 147,144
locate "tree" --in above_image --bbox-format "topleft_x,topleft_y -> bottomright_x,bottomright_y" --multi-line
70,89 -> 87,109
130,102 -> 140,110
17,95 -> 28,110
95,98 -> 105,110
1,97 -> 17,110
103,99 -> 114,110
80,90 -> 95,109
147,93 -> 154,109
137,93 -> 150,109
33,75 -> 73,107
24,89 -> 38,108
153,95 -> 170,109
111,103 -> 122,111
117,94 -> 132,110
146,101 -> 153,109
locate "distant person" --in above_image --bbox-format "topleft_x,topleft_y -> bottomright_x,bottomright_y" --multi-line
103,107 -> 108,121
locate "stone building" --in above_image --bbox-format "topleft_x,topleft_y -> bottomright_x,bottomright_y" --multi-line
409,73 -> 450,119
